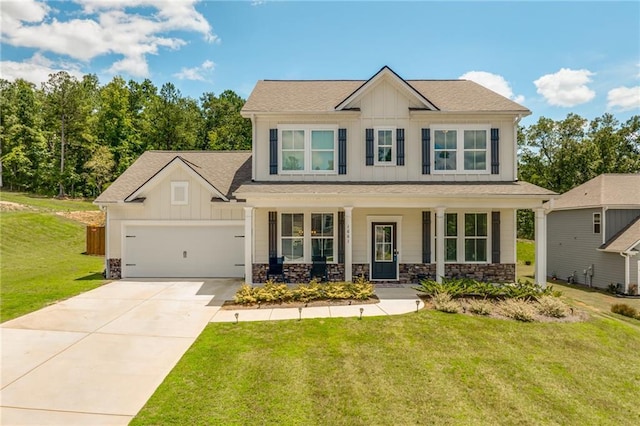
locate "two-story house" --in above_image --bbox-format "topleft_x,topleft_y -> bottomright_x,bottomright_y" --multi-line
95,66 -> 555,285
547,174 -> 640,294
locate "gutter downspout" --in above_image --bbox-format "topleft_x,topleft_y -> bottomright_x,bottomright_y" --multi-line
99,205 -> 110,278
602,206 -> 608,245
513,115 -> 522,181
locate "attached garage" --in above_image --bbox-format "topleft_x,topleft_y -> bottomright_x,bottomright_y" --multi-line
122,222 -> 245,278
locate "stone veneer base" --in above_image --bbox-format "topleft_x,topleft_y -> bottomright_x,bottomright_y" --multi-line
251,263 -> 516,284
107,258 -> 122,279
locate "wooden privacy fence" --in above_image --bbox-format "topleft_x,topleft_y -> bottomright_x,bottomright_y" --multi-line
86,225 -> 105,255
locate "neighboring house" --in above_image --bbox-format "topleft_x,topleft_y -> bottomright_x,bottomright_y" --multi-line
95,66 -> 555,285
546,174 -> 640,294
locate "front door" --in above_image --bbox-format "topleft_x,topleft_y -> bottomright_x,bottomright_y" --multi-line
371,222 -> 397,280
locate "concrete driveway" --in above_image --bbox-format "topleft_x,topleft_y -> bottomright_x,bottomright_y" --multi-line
0,279 -> 240,426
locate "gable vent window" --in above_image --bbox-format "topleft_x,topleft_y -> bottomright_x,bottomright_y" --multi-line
171,181 -> 189,205
593,213 -> 601,234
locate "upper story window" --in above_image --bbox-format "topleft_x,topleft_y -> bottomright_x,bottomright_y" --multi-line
375,128 -> 395,164
280,126 -> 336,173
433,126 -> 490,173
593,212 -> 601,234
171,181 -> 188,205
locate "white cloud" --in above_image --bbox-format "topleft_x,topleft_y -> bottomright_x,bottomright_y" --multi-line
459,71 -> 525,104
534,68 -> 596,107
607,86 -> 640,111
0,53 -> 84,84
1,0 -> 217,78
174,60 -> 216,81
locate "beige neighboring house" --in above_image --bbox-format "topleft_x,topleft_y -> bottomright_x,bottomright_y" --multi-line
95,66 -> 555,285
546,174 -> 640,294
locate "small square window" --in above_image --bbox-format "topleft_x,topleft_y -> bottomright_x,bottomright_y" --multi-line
593,213 -> 601,234
171,182 -> 188,205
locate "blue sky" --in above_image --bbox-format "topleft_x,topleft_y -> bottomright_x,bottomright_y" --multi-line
1,0 -> 639,125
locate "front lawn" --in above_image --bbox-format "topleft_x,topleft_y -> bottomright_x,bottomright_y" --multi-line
0,191 -> 106,322
133,311 -> 640,425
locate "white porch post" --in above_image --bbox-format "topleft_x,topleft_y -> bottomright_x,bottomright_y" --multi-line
344,207 -> 353,282
534,208 -> 547,288
243,206 -> 253,284
623,253 -> 630,294
436,207 -> 445,283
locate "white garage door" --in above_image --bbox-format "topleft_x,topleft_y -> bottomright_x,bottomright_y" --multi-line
123,224 -> 244,278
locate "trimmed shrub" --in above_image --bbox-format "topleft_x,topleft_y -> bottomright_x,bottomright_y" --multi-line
292,280 -> 322,303
500,298 -> 536,322
255,280 -> 291,303
234,283 -> 257,305
348,275 -> 375,300
611,303 -> 638,319
431,291 -> 460,313
537,296 -> 568,318
323,281 -> 351,299
468,299 -> 492,315
414,277 -> 557,300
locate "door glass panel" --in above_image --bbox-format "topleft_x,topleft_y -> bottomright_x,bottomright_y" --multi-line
375,225 -> 393,262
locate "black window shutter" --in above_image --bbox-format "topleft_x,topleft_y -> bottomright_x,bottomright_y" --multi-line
421,128 -> 431,174
396,128 -> 405,166
338,128 -> 347,175
422,211 -> 431,263
491,211 -> 500,263
491,128 -> 499,174
268,211 -> 277,258
269,129 -> 278,175
338,211 -> 345,263
365,128 -> 374,166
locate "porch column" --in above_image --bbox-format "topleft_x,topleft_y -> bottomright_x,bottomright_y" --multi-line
623,253 -> 630,294
435,207 -> 445,283
344,207 -> 353,282
534,208 -> 547,288
244,206 -> 253,284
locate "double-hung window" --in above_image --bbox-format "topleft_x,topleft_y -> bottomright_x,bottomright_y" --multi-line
593,213 -> 601,234
281,213 -> 304,261
280,126 -> 336,173
311,213 -> 334,261
375,128 -> 395,164
445,213 -> 458,262
464,213 -> 488,262
433,126 -> 489,173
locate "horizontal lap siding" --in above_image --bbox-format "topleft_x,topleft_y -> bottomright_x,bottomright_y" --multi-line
548,209 -> 625,288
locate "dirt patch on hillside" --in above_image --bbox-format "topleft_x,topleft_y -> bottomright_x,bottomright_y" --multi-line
56,211 -> 105,226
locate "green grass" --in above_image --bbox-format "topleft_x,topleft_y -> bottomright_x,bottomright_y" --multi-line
0,191 -> 99,212
133,312 -> 640,425
1,191 -> 106,322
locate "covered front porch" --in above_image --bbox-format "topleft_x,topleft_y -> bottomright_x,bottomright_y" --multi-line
235,182 -> 554,286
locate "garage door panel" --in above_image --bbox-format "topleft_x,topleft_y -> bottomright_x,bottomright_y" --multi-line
123,225 -> 244,278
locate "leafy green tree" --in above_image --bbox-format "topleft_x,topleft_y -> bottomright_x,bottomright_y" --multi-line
85,145 -> 115,195
200,90 -> 251,150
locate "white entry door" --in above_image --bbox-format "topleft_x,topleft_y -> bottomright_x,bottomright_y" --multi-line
123,224 -> 244,278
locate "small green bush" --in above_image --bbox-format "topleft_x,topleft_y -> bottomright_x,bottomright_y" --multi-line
414,277 -> 556,300
323,281 -> 351,299
234,283 -> 257,305
537,296 -> 568,318
292,280 -> 322,303
500,298 -> 536,322
348,275 -> 375,300
431,291 -> 460,313
468,299 -> 492,315
611,303 -> 638,319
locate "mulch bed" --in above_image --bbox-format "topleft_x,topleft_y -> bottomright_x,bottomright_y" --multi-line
221,296 -> 380,310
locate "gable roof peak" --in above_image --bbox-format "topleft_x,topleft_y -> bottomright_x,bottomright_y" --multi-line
334,65 -> 439,111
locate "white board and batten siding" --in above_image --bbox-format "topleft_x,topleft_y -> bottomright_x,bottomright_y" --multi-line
108,165 -> 246,278
252,79 -> 517,182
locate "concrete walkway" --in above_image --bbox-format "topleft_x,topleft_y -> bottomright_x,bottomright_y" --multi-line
210,286 -> 424,322
0,280 -> 423,425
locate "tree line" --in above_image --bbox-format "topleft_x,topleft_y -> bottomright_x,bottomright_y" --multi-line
1,72 -> 638,222
1,72 -> 251,197
517,112 -> 640,239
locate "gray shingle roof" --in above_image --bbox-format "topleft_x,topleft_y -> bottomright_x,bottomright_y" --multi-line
234,181 -> 555,198
599,216 -> 640,253
241,79 -> 530,114
95,151 -> 252,203
550,174 -> 640,210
